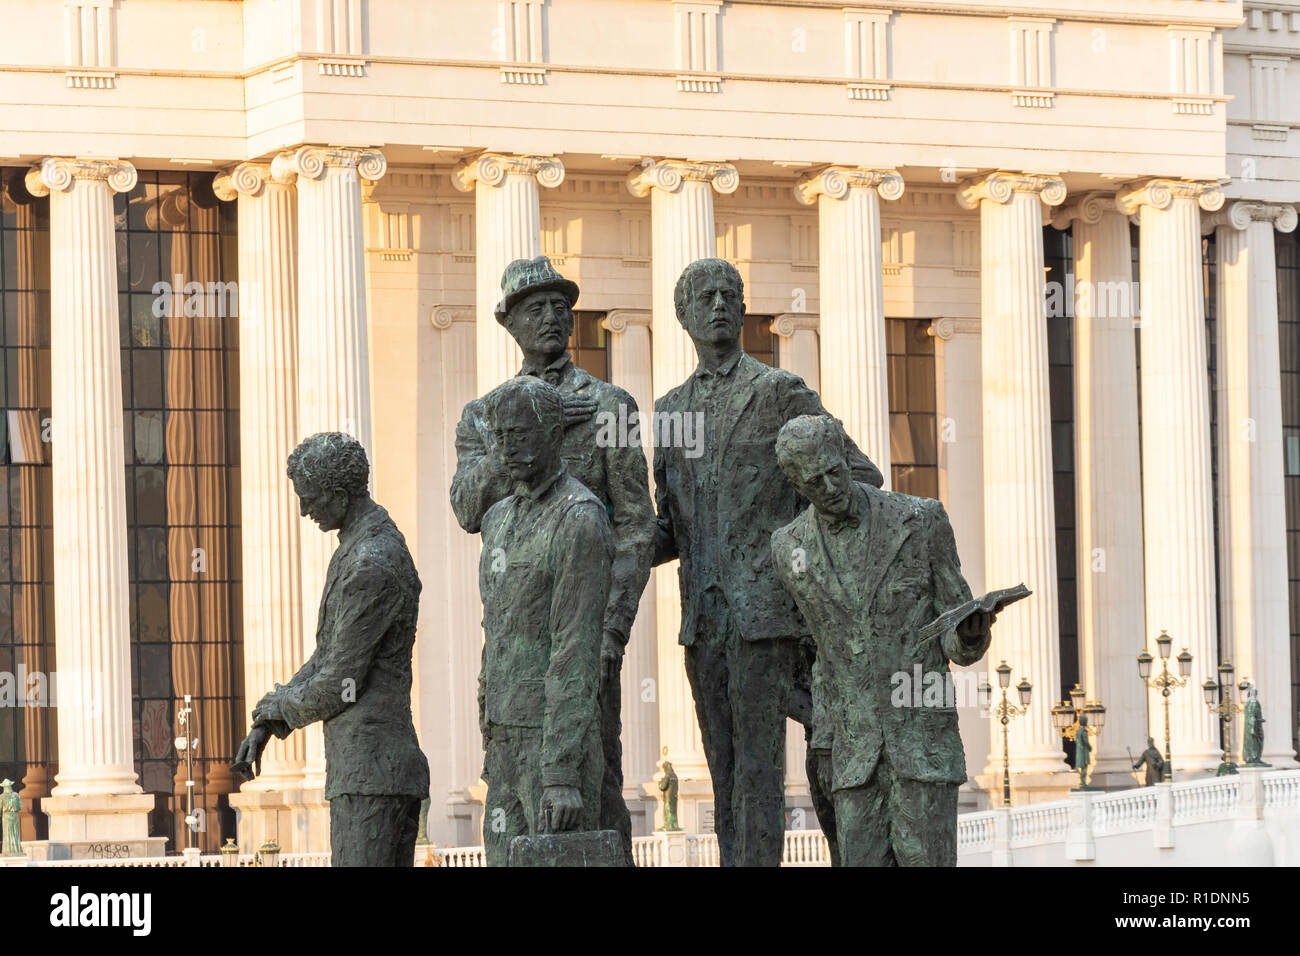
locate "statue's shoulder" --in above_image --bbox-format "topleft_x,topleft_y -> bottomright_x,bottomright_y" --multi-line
656,378 -> 690,413
572,368 -> 636,411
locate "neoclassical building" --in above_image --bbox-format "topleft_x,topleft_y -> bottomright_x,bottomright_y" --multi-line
0,0 -> 1296,855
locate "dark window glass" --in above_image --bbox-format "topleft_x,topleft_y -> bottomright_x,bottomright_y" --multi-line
1045,226 -> 1079,706
567,311 -> 609,382
743,315 -> 776,367
886,318 -> 938,500
119,171 -> 242,852
1277,231 -> 1300,755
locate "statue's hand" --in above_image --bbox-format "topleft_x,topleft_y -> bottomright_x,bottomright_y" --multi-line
231,725 -> 272,782
957,610 -> 997,642
600,630 -> 624,686
540,785 -> 583,833
561,392 -> 598,427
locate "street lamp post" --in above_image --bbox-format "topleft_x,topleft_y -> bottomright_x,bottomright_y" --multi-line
1051,683 -> 1106,791
1137,630 -> 1192,783
1202,660 -> 1249,776
978,661 -> 1032,807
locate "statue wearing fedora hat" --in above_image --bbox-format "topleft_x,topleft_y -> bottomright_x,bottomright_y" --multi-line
451,255 -> 655,865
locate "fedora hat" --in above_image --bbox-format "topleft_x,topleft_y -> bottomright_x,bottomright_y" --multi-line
493,255 -> 580,321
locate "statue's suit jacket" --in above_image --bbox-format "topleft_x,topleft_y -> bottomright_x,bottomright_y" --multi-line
653,351 -> 883,644
264,498 -> 430,800
771,484 -> 989,791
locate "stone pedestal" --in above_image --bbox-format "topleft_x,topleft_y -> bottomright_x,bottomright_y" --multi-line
1226,766 -> 1273,866
34,793 -> 163,860
1065,789 -> 1096,860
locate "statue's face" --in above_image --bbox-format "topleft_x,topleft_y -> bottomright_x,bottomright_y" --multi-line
292,475 -> 350,532
492,392 -> 562,485
783,446 -> 856,518
503,290 -> 573,359
679,267 -> 744,349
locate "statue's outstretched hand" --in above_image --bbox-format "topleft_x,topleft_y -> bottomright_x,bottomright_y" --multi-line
540,785 -> 583,833
231,725 -> 271,782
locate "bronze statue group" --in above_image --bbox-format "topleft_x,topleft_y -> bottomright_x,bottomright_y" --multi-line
233,254 -> 1001,868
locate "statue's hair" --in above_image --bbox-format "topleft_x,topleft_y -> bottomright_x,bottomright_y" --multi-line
286,431 -> 370,498
775,415 -> 848,473
488,376 -> 565,438
673,257 -> 745,325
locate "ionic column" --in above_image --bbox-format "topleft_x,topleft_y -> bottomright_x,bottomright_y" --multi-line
957,172 -> 1068,777
213,164 -> 306,791
451,153 -> 565,392
773,313 -> 821,392
795,168 -> 904,478
271,145 -> 385,808
626,159 -> 738,794
1050,194 -> 1148,776
1117,178 -> 1226,773
24,159 -> 143,807
1206,200 -> 1298,767
602,309 -> 661,818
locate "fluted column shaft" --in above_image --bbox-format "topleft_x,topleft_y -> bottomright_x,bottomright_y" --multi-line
26,158 -> 140,797
1209,200 -> 1298,767
774,313 -> 821,392
1052,195 -> 1148,774
797,168 -> 903,478
602,310 -> 661,800
273,145 -> 386,790
452,153 -> 565,392
1118,179 -> 1226,772
627,159 -> 738,779
773,312 -> 822,797
958,172 -> 1068,775
214,165 -> 306,789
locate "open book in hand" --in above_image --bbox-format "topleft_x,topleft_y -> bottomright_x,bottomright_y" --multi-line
917,583 -> 1032,643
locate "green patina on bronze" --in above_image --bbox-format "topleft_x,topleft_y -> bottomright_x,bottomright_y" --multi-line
453,256 -> 654,866
651,258 -> 883,868
771,414 -> 994,867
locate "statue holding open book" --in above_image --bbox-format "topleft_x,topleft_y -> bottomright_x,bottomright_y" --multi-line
770,415 -> 1028,866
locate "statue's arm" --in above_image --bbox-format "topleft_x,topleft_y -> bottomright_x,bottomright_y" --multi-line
450,400 -> 513,534
541,503 -> 612,789
781,375 -> 884,488
929,502 -> 986,666
651,431 -> 679,566
602,396 -> 656,642
272,559 -> 402,729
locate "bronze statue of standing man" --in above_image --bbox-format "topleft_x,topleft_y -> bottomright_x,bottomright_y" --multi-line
452,256 -> 654,866
652,259 -> 883,867
233,432 -> 429,867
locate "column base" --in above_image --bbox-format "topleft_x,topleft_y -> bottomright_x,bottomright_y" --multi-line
36,793 -> 163,859
623,789 -> 658,837
971,770 -> 1078,807
230,788 -> 313,854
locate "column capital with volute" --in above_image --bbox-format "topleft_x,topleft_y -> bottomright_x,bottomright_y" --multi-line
957,172 -> 1066,210
451,152 -> 565,192
1115,178 -> 1224,216
1201,200 -> 1298,235
626,158 -> 738,198
602,309 -> 653,334
25,156 -> 137,197
271,146 -> 387,185
1050,191 -> 1120,230
794,167 -> 904,205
